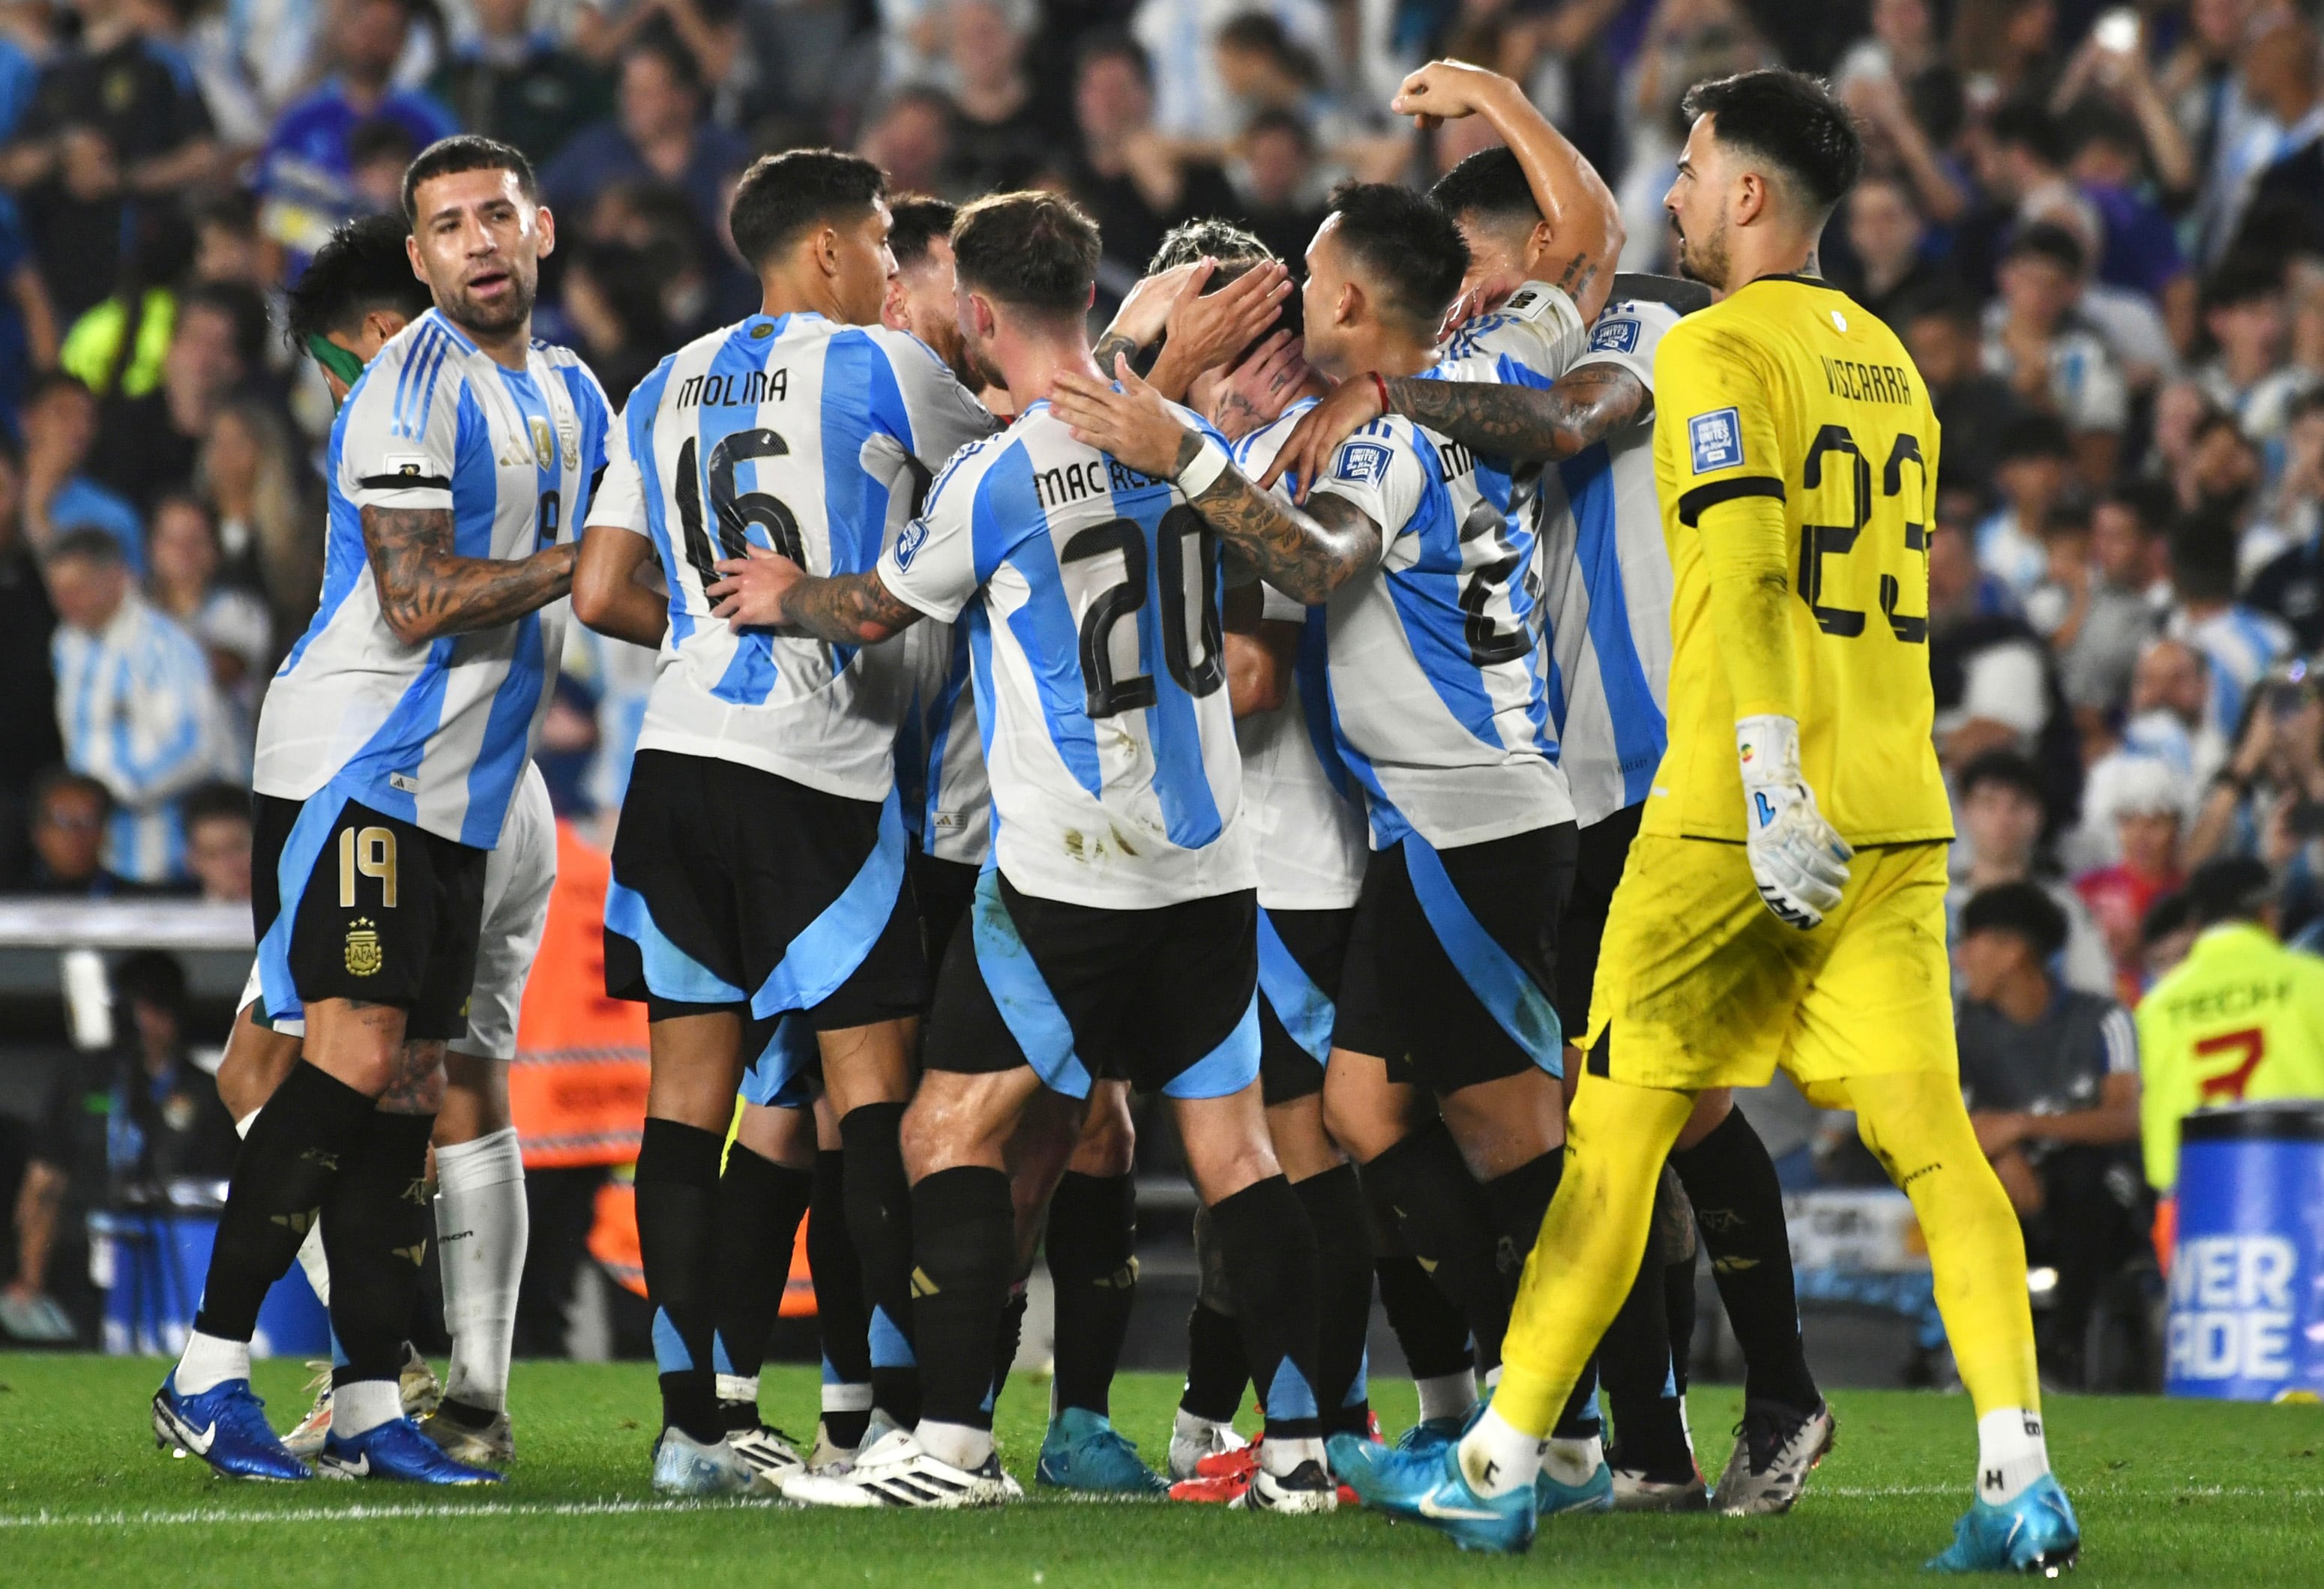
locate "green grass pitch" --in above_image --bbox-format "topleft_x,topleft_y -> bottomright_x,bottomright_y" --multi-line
3,1354 -> 2322,1585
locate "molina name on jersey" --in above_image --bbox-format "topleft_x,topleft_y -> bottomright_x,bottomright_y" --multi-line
875,402 -> 1253,910
256,309 -> 612,848
586,312 -> 999,800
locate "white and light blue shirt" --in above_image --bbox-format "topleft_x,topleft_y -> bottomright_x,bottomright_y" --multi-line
255,309 -> 612,849
587,313 -> 999,800
1530,295 -> 1681,828
897,614 -> 991,866
876,402 -> 1255,909
1229,397 -> 1370,911
52,592 -> 233,883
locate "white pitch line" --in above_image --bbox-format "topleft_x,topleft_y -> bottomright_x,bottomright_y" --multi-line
0,1498 -> 785,1529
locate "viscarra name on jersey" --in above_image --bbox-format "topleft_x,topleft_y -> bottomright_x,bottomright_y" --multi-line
1034,456 -> 1169,510
675,367 -> 790,408
1820,355 -> 1915,406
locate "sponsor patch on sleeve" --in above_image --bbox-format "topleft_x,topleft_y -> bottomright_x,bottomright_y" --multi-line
1588,315 -> 1640,354
1333,440 -> 1393,486
892,518 -> 929,570
381,453 -> 434,479
1688,408 -> 1743,474
1502,283 -> 1567,322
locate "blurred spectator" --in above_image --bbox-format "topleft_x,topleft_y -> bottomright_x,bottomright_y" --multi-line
1954,881 -> 2143,1389
736,0 -> 880,149
92,282 -> 271,517
858,88 -> 954,199
0,184 -> 51,436
2162,0 -> 2260,238
18,372 -> 139,570
1834,0 -> 1964,148
938,0 -> 1059,196
1133,0 -> 1333,143
1975,412 -> 2074,599
1211,13 -> 1334,142
2,0 -> 219,321
55,205 -> 193,402
1950,0 -> 2061,106
560,240 -> 668,405
146,492 -> 268,762
255,0 -> 456,274
0,0 -> 52,150
1062,30 -> 1239,303
432,0 -> 612,166
1,1031 -> 82,1339
542,34 -> 745,243
2059,96 -> 2194,343
2076,756 -> 2188,1004
1929,512 -> 2077,809
2214,7 -> 2322,265
100,949 -> 238,1200
2183,661 -> 2324,890
44,526 -> 229,884
1231,108 -> 1325,269
2174,414 -> 2269,584
178,779 -> 251,902
2109,636 -> 2230,794
2137,857 -> 2324,1195
1951,750 -> 2115,997
2053,482 -> 2167,727
2164,507 -> 2292,734
17,765 -> 130,894
188,192 -> 267,294
2193,254 -> 2299,442
1617,0 -> 1770,273
2248,390 -> 2324,651
1983,222 -> 2128,488
1836,28 -> 1969,230
197,395 -> 319,639
1836,172 -> 1951,325
0,432 -> 56,875
576,0 -> 742,92
1903,293 -> 2020,495
579,178 -> 748,342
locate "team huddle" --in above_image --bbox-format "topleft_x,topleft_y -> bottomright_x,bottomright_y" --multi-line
144,55 -> 2081,1575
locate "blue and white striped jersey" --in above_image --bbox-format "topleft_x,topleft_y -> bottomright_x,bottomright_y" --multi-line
587,313 -> 999,800
52,593 -> 233,882
1426,278 -> 1592,526
1532,295 -> 1682,828
876,402 -> 1254,908
1313,413 -> 1571,850
897,614 -> 990,866
1229,398 -> 1369,911
256,310 -> 612,849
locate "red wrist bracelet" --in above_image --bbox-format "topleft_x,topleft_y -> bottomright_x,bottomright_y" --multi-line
1370,371 -> 1392,417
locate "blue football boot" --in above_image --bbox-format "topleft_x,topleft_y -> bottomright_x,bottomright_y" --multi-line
1927,1475 -> 2081,1576
152,1372 -> 310,1481
1326,1431 -> 1535,1554
316,1417 -> 502,1484
1037,1407 -> 1168,1495
1536,1444 -> 1616,1517
1394,1411 -> 1472,1461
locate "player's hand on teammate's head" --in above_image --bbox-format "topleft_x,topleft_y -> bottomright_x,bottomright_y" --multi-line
707,542 -> 806,630
1260,370 -> 1382,503
1390,59 -> 1509,129
1158,260 -> 1292,387
1107,259 -> 1209,350
1050,355 -> 1196,480
1206,329 -> 1305,440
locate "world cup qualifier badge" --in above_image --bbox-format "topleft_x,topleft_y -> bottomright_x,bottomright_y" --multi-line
345,918 -> 383,976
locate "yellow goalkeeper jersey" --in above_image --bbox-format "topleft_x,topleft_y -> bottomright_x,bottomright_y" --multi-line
2135,923 -> 2324,1190
1645,274 -> 1953,846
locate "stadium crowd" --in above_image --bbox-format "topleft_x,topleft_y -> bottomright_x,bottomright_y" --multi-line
0,0 -> 2320,1420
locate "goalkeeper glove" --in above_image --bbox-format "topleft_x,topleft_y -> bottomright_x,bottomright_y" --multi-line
1736,714 -> 1852,930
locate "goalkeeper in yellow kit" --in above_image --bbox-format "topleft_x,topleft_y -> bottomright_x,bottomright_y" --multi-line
1336,70 -> 2080,1572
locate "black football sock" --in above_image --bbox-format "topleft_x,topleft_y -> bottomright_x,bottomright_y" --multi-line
1292,1164 -> 1375,1437
193,1061 -> 376,1342
322,1110 -> 437,1390
1599,1231 -> 1692,1480
1044,1170 -> 1138,1420
1672,1108 -> 1819,1412
839,1103 -> 921,1430
1481,1148 -> 1600,1443
808,1149 -> 872,1449
909,1166 -> 1015,1441
1668,1253 -> 1698,1395
1373,1252 -> 1475,1381
634,1117 -> 726,1444
1208,1175 -> 1322,1451
712,1143 -> 812,1430
1356,1121 -> 1509,1365
1180,1300 -> 1248,1422
990,1282 -> 1029,1408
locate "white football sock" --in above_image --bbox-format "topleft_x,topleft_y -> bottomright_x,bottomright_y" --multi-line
433,1127 -> 527,1414
1259,1433 -> 1324,1474
334,1377 -> 403,1439
175,1330 -> 251,1396
1457,1403 -> 1541,1498
1173,1405 -> 1235,1444
241,1103 -> 333,1306
717,1372 -> 760,1408
1415,1368 -> 1478,1426
916,1419 -> 993,1471
1975,1407 -> 2051,1504
1542,1432 -> 1604,1488
823,1381 -> 873,1413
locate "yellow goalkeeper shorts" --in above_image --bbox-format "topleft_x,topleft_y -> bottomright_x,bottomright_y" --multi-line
1582,836 -> 1957,1093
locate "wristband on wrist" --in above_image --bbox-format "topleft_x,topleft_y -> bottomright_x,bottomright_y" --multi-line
1175,435 -> 1231,497
1370,372 -> 1393,417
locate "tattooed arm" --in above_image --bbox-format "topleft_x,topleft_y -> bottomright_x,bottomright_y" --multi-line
1386,363 -> 1648,462
707,546 -> 925,645
362,506 -> 577,647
